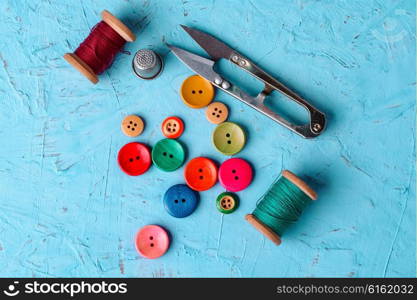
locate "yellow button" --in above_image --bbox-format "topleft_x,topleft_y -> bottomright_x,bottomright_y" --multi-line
121,115 -> 144,137
206,102 -> 228,124
180,75 -> 215,108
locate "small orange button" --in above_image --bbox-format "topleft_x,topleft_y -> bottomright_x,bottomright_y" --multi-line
161,116 -> 184,139
206,102 -> 228,124
180,75 -> 215,108
121,115 -> 144,137
184,157 -> 218,191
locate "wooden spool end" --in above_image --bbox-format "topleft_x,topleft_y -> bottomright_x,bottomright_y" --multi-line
282,170 -> 317,200
63,53 -> 98,84
101,10 -> 136,42
245,214 -> 282,246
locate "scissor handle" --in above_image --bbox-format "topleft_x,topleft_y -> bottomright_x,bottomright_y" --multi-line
229,53 -> 326,137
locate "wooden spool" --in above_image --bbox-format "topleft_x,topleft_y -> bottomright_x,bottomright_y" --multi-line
245,170 -> 317,246
63,10 -> 136,84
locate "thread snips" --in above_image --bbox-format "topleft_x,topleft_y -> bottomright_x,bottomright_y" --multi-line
168,25 -> 326,138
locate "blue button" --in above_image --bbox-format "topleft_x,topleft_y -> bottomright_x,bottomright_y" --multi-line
163,184 -> 199,218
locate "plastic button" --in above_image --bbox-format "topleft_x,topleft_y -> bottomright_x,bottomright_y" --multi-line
162,116 -> 184,139
121,115 -> 144,137
118,142 -> 152,176
216,192 -> 239,214
163,184 -> 199,218
180,75 -> 215,108
206,102 -> 229,124
212,122 -> 246,156
219,158 -> 253,192
184,157 -> 218,191
135,225 -> 170,259
152,139 -> 185,172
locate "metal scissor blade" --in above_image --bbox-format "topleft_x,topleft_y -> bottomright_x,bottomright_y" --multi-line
167,44 -> 219,82
181,25 -> 234,61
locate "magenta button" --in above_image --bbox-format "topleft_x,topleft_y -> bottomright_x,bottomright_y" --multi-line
135,225 -> 170,259
218,158 -> 253,192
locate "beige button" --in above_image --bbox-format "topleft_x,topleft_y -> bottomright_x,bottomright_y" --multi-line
205,102 -> 228,124
121,115 -> 144,137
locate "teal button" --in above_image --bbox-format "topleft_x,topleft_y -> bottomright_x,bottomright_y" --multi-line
152,139 -> 185,172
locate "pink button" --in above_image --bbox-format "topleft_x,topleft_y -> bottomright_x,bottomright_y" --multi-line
219,158 -> 253,192
135,225 -> 170,259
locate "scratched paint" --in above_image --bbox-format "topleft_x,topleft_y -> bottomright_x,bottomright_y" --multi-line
0,0 -> 415,277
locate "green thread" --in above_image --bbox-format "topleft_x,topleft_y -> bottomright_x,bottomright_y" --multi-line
252,176 -> 312,236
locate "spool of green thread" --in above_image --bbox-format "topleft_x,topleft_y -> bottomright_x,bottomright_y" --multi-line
245,170 -> 317,245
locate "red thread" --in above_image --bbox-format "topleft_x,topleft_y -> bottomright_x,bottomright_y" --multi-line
74,21 -> 126,75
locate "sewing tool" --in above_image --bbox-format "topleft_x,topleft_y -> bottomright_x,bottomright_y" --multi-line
168,25 -> 326,138
64,10 -> 135,84
132,49 -> 163,79
245,170 -> 317,245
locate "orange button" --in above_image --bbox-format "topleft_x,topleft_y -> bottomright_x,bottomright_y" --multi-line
121,115 -> 144,137
184,157 -> 218,191
206,102 -> 228,124
161,116 -> 184,139
180,75 -> 215,108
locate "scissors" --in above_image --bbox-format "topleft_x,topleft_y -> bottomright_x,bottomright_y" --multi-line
168,25 -> 326,138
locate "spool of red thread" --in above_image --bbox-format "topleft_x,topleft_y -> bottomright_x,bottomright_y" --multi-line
64,10 -> 136,84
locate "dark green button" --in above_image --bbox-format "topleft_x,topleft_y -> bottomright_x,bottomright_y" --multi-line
212,122 -> 246,156
216,192 -> 239,214
152,139 -> 185,172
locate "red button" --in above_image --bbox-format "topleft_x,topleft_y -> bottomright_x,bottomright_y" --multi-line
161,116 -> 184,139
184,157 -> 218,191
117,142 -> 152,176
219,158 -> 253,192
135,225 -> 170,259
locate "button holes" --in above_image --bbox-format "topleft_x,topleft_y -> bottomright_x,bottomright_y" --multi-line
167,123 -> 172,127
173,123 -> 177,127
167,128 -> 172,132
214,108 -> 218,111
226,133 -> 230,137
199,176 -> 204,180
129,121 -> 133,124
219,110 -> 222,113
198,168 -> 203,172
234,176 -> 239,180
127,125 -> 130,128
181,198 -> 186,203
163,152 -> 167,156
169,154 -> 173,158
136,156 -> 140,160
198,90 -> 203,94
228,204 -> 231,208
149,236 -> 153,240
216,114 -> 220,118
174,199 -> 179,203
134,123 -> 137,126
227,140 -> 231,144
212,112 -> 216,116
129,158 -> 134,162
192,90 -> 196,94
131,128 -> 135,131
150,243 -> 154,247
232,169 -> 236,173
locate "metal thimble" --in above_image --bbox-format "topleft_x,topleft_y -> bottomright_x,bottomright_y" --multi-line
132,49 -> 163,80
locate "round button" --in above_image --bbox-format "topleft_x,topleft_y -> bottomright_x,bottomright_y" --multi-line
212,122 -> 246,155
121,115 -> 144,137
206,102 -> 229,124
162,116 -> 184,139
135,225 -> 170,259
216,192 -> 239,214
152,139 -> 185,172
180,75 -> 215,108
117,142 -> 152,176
219,158 -> 253,192
163,184 -> 199,218
184,157 -> 218,191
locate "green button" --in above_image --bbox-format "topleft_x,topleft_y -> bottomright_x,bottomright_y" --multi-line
152,139 -> 185,172
212,122 -> 246,156
216,192 -> 239,214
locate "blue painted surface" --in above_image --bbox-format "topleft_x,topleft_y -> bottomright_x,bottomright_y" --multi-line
0,0 -> 415,277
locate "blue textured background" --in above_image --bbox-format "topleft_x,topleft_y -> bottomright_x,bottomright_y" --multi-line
0,0 -> 415,277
